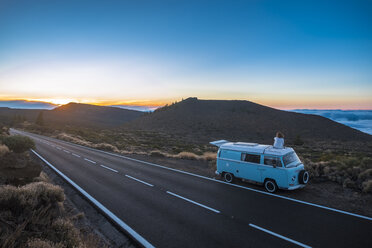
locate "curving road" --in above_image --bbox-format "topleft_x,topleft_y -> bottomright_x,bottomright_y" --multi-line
11,129 -> 372,248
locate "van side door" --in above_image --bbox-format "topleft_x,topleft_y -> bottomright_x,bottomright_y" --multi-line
240,153 -> 262,182
260,156 -> 288,188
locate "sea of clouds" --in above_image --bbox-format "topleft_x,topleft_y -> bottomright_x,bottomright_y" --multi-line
291,109 -> 372,135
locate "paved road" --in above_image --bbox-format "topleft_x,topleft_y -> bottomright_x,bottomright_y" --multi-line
11,129 -> 372,248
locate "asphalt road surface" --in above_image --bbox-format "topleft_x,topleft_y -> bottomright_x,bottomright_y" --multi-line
11,129 -> 372,248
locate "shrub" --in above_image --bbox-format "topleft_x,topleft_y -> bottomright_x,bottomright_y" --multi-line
358,169 -> 372,181
27,238 -> 64,248
362,180 -> 372,193
0,144 -> 9,156
48,218 -> 81,247
0,182 -> 64,213
293,135 -> 304,146
1,135 -> 35,153
360,157 -> 372,169
0,182 -> 65,247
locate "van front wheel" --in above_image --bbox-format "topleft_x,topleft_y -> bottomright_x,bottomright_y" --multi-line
264,179 -> 277,193
223,172 -> 234,183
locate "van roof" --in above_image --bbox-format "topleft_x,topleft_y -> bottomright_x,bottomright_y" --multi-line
213,141 -> 294,156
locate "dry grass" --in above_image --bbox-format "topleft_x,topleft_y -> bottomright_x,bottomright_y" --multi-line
174,151 -> 200,160
173,151 -> 217,161
0,182 -> 104,248
55,132 -> 217,162
148,150 -> 217,161
56,133 -> 121,153
56,133 -> 93,147
33,171 -> 51,183
27,238 -> 65,248
0,182 -> 65,248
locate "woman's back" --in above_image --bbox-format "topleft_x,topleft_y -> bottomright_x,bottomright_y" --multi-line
273,132 -> 285,149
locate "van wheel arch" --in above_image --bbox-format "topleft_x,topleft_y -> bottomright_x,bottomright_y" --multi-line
222,172 -> 235,183
264,179 -> 278,193
299,170 -> 310,184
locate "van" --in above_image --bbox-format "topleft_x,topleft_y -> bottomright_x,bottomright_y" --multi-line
210,140 -> 309,193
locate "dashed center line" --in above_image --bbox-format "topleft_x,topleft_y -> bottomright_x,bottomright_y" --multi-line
125,175 -> 154,187
249,224 -> 311,248
166,191 -> 220,213
56,147 -> 62,150
72,153 -> 81,158
84,158 -> 96,164
100,164 -> 118,173
63,150 -> 70,153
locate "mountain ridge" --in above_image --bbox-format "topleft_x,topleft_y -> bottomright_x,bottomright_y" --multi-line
0,102 -> 143,128
124,97 -> 372,143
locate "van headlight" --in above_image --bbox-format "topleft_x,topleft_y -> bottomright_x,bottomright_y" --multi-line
291,176 -> 296,181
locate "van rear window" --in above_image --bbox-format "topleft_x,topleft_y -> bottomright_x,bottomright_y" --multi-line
241,153 -> 261,164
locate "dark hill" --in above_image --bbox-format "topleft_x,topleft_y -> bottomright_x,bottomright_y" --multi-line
46,103 -> 143,127
0,103 -> 143,128
125,98 -> 372,143
0,108 -> 42,125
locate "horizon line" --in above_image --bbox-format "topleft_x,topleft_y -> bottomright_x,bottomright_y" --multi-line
0,98 -> 372,111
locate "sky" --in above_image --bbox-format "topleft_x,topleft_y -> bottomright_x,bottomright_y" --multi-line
0,0 -> 371,109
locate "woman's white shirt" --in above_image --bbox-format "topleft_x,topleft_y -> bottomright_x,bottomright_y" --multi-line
273,137 -> 284,149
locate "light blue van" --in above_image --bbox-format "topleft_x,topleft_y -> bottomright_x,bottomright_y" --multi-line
210,140 -> 309,193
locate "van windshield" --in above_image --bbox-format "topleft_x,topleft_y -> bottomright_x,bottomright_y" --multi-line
283,152 -> 301,168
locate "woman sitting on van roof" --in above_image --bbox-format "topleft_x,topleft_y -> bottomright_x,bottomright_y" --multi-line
273,131 -> 284,149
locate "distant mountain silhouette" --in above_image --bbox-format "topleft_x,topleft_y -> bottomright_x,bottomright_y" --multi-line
125,97 -> 372,143
0,103 -> 143,128
0,100 -> 57,109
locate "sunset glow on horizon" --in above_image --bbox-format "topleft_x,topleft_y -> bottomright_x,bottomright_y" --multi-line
1,0 -> 371,110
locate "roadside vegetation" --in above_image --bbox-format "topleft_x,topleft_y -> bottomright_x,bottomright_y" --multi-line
17,120 -> 372,194
0,125 -> 104,248
297,147 -> 372,193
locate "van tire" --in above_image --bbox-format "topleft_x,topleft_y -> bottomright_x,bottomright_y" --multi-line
223,172 -> 234,183
264,179 -> 278,193
299,170 -> 309,184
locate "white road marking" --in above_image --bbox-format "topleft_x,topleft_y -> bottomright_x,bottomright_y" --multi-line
166,191 -> 220,213
125,175 -> 154,187
100,164 -> 118,173
84,158 -> 96,164
56,147 -> 62,150
15,129 -> 372,221
249,224 -> 312,248
72,153 -> 81,158
31,149 -> 154,248
63,150 -> 70,153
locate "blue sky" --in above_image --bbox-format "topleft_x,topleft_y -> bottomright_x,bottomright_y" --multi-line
0,0 -> 371,109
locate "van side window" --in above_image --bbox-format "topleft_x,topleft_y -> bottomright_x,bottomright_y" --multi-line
264,156 -> 282,167
241,153 -> 261,164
